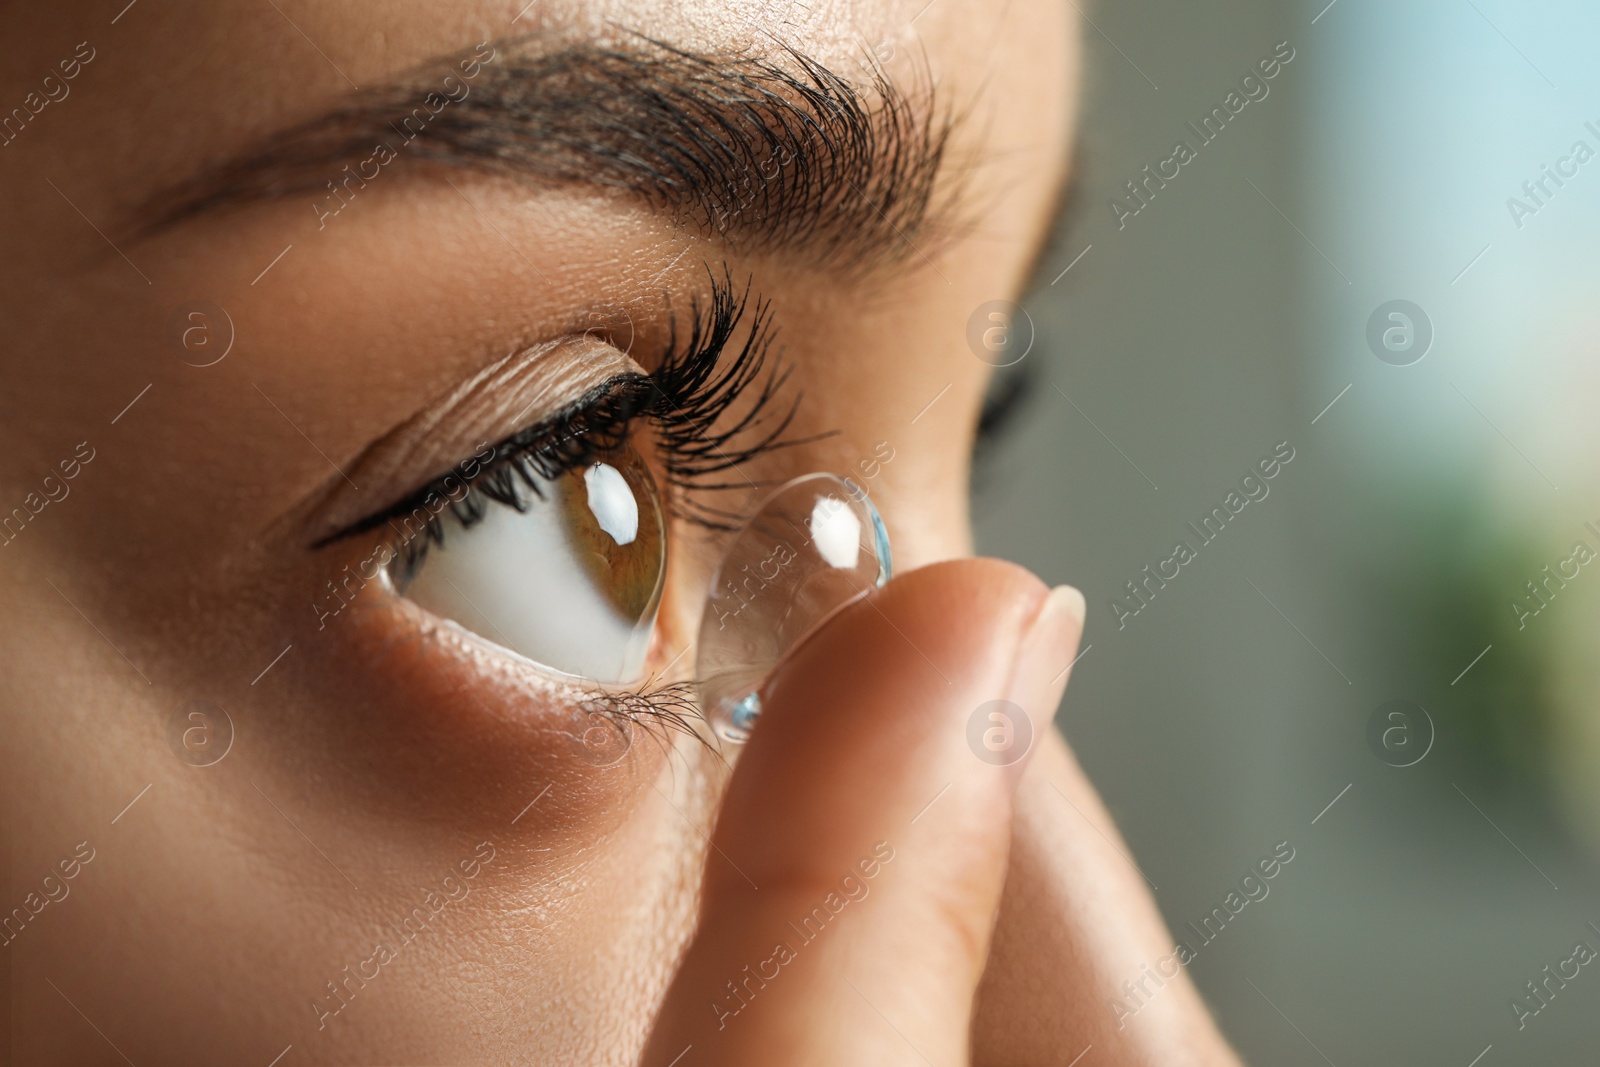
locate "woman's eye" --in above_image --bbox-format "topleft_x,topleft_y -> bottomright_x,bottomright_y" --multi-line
397,446 -> 666,683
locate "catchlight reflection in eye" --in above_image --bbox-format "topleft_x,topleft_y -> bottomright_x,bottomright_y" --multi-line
399,448 -> 665,683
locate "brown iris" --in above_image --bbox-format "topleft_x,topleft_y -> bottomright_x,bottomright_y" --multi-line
558,449 -> 664,623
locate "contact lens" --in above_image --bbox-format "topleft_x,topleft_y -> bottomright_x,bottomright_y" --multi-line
696,473 -> 892,743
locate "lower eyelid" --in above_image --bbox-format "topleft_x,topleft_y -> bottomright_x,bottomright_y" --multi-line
355,551 -> 699,732
295,570 -> 704,830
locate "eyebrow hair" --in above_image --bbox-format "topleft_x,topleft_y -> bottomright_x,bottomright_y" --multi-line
134,36 -> 959,273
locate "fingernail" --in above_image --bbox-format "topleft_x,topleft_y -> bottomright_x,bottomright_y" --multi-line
1000,585 -> 1085,776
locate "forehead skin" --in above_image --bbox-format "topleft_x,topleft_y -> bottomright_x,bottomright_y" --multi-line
0,1 -> 1074,1064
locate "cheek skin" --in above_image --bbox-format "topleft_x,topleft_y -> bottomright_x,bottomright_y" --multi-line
310,579 -> 715,1061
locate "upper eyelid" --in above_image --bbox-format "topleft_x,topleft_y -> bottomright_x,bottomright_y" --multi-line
313,271 -> 808,558
313,372 -> 650,550
299,335 -> 647,548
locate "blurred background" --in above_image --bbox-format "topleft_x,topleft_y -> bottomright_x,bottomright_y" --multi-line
976,0 -> 1600,1062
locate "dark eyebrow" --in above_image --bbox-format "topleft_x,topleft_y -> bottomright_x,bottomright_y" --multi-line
134,36 -> 958,273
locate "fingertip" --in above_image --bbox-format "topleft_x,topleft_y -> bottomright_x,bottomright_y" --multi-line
999,584 -> 1086,780
713,558 -> 1058,873
1051,584 -> 1087,629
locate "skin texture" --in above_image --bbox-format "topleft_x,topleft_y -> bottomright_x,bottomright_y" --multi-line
0,1 -> 1238,1064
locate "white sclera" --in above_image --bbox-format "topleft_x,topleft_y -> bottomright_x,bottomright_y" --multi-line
400,454 -> 664,683
696,473 -> 891,743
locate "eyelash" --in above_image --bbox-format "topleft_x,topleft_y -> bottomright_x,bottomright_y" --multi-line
320,273 -> 809,746
337,272 -> 804,582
